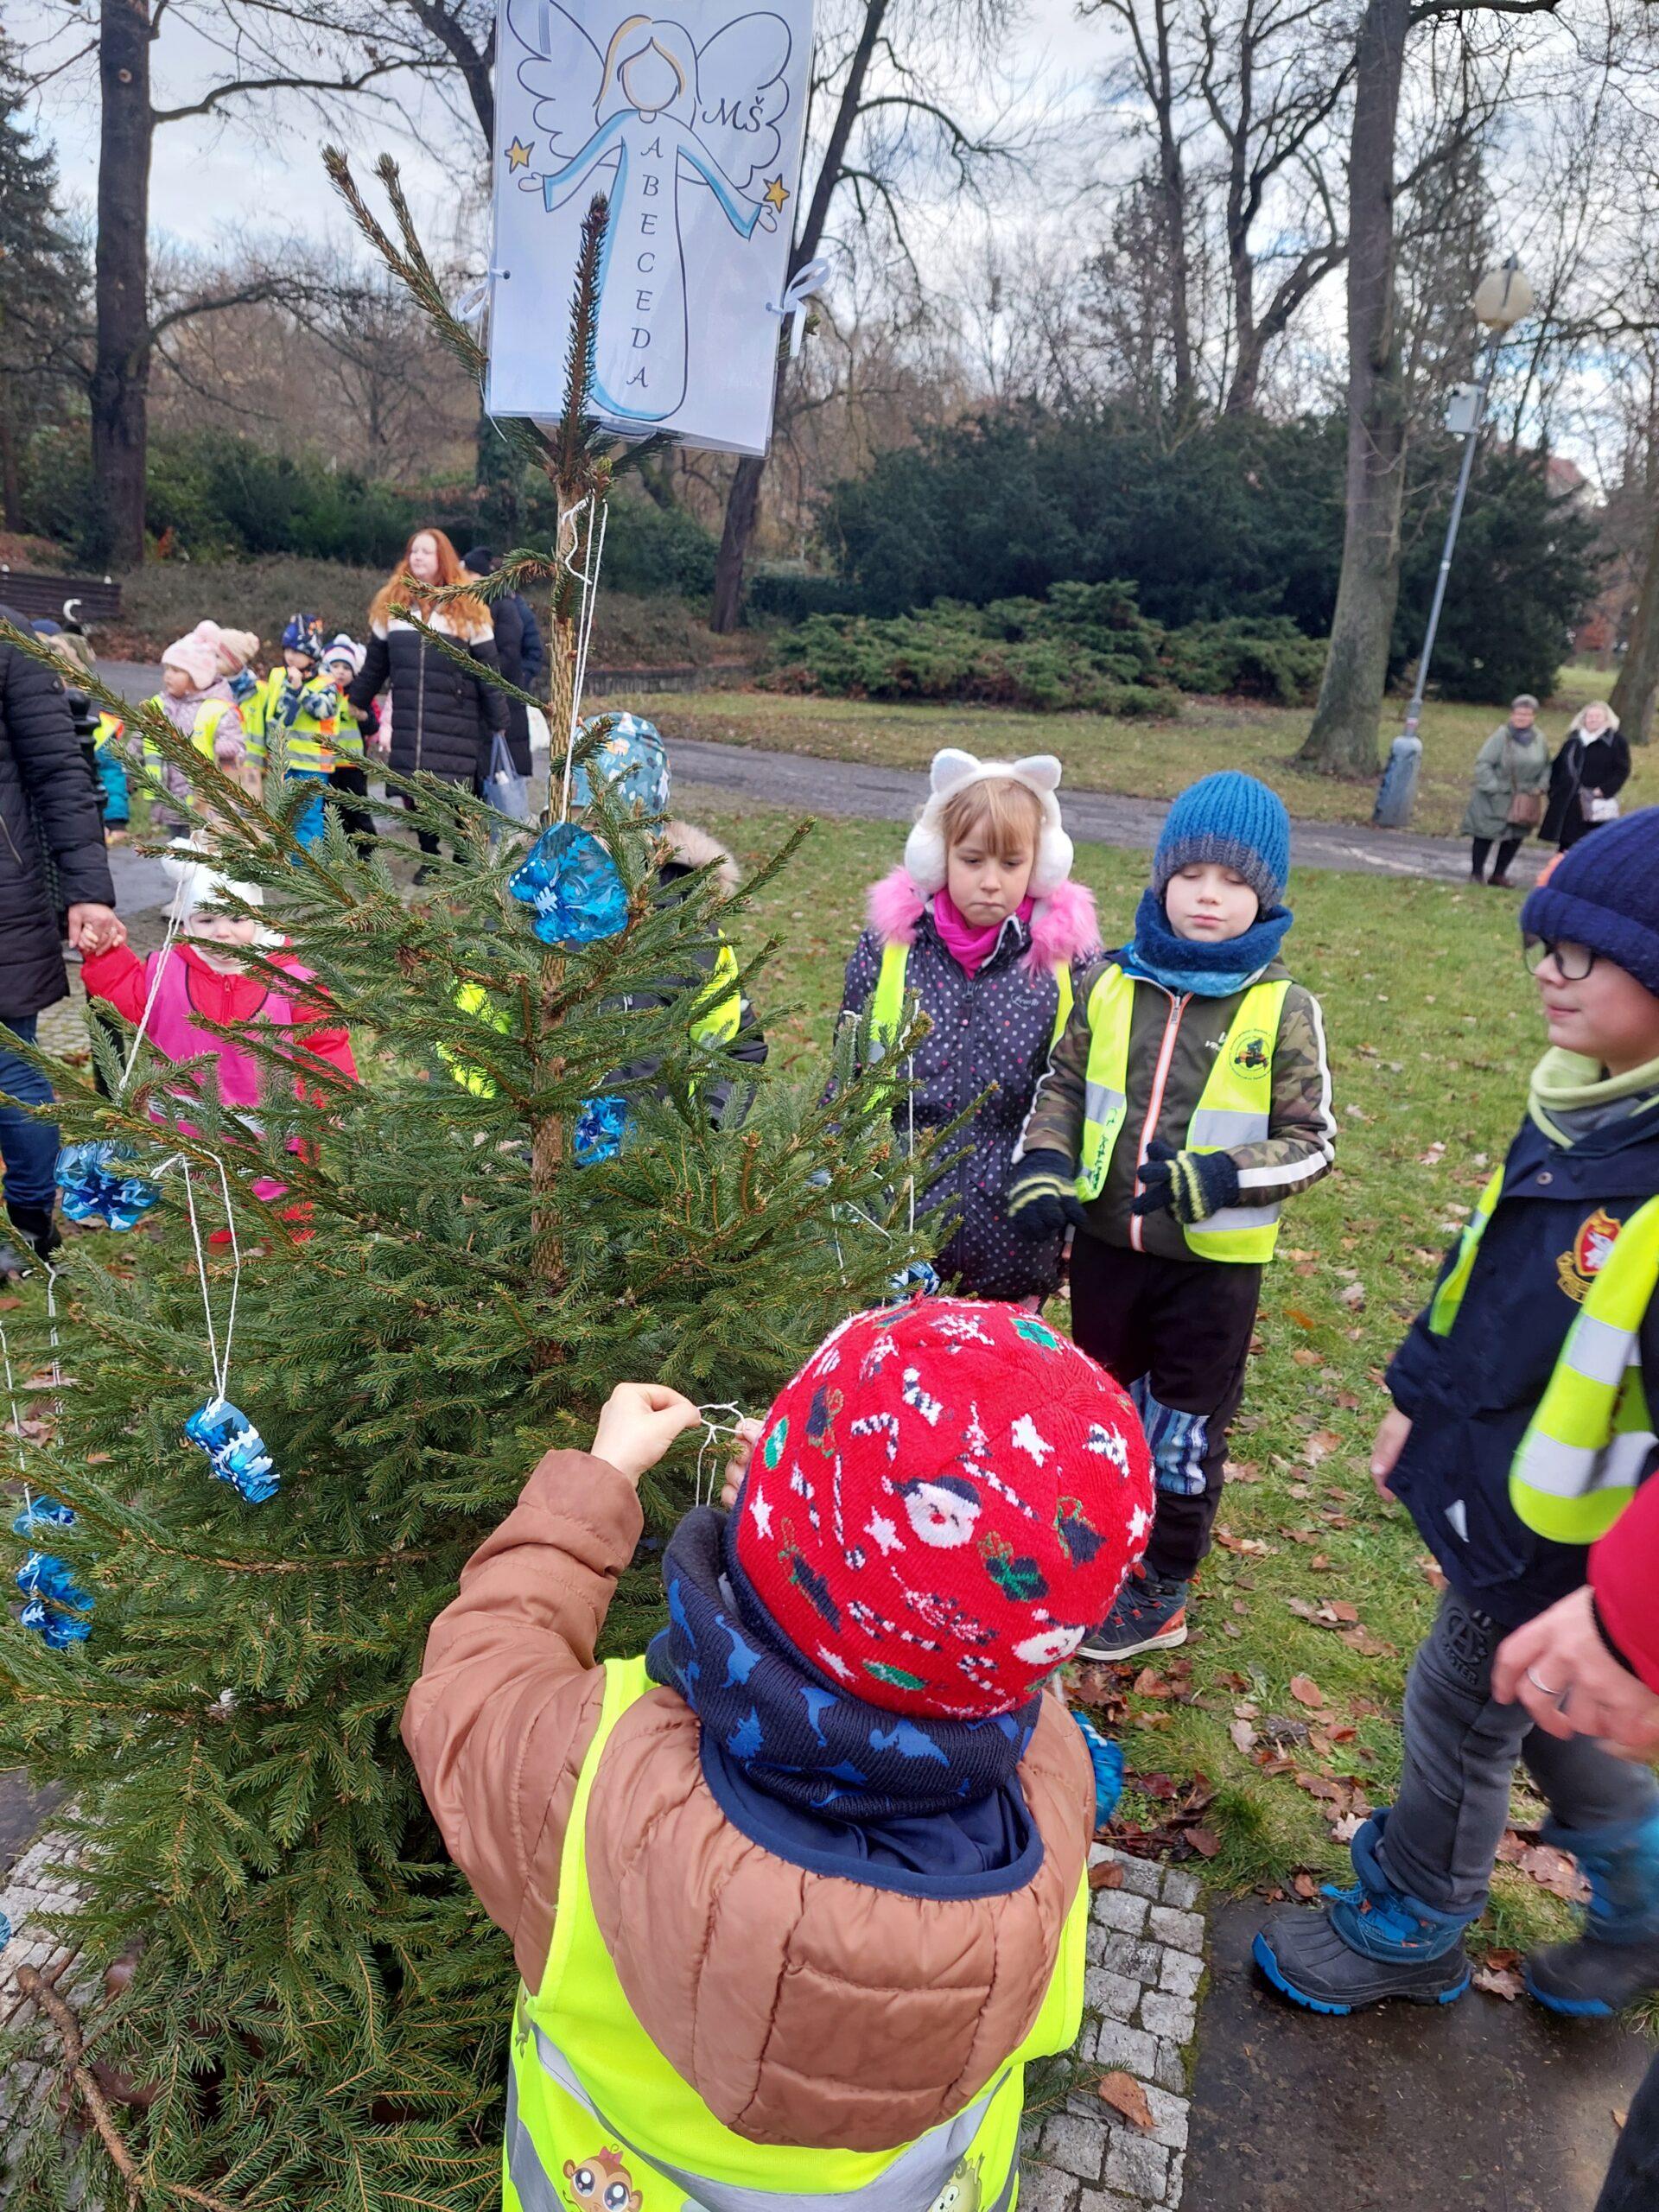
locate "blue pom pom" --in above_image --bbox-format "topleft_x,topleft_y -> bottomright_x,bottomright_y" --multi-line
506,823 -> 628,948
184,1398 -> 279,1503
55,1141 -> 162,1230
885,1259 -> 941,1305
1071,1707 -> 1126,1830
573,1094 -> 631,1166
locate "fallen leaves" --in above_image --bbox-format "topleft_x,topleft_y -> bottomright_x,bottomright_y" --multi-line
1288,1675 -> 1325,1709
1292,1872 -> 1319,1901
1089,1858 -> 1126,1891
1419,1141 -> 1446,1166
1302,1429 -> 1343,1465
1096,2072 -> 1154,2131
1213,1527 -> 1272,1557
1229,1719 -> 1259,1755
1496,1830 -> 1591,1904
1472,1964 -> 1524,2001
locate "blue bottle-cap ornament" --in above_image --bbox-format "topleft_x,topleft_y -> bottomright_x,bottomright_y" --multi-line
20,1596 -> 92,1649
11,1495 -> 75,1537
571,713 -> 670,817
506,823 -> 629,948
885,1258 -> 941,1305
55,1140 -> 162,1230
1071,1707 -> 1126,1831
573,1094 -> 632,1167
16,1551 -> 94,1647
184,1398 -> 279,1504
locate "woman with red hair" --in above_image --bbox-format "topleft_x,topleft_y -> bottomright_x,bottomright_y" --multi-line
349,528 -> 508,856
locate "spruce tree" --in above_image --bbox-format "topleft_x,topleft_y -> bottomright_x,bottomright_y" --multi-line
0,165 -> 924,2212
0,31 -> 88,533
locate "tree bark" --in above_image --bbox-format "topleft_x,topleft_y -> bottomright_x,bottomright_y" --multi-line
708,0 -> 893,631
1299,0 -> 1409,776
90,0 -> 155,569
1152,0 -> 1195,410
1610,493 -> 1659,746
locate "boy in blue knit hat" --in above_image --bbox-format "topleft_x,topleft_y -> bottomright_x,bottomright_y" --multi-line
1256,805 -> 1659,2017
1011,771 -> 1336,1657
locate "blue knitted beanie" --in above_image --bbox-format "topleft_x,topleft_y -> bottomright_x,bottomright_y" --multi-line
1520,805 -> 1659,1000
1152,772 -> 1291,911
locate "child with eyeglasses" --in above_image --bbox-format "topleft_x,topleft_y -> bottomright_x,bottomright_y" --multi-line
1256,807 -> 1659,2020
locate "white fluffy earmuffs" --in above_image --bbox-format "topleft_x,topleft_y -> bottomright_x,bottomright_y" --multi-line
903,748 -> 1074,899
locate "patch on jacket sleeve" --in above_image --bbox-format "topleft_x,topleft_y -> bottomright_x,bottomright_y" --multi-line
1557,1208 -> 1621,1305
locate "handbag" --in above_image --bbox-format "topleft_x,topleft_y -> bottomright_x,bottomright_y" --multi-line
1581,791 -> 1620,824
481,733 -> 531,823
1505,741 -> 1543,828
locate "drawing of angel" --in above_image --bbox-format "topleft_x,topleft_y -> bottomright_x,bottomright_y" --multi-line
506,0 -> 795,423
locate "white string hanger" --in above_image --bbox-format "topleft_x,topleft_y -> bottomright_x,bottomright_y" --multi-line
556,493 -> 611,825
178,1155 -> 242,1414
693,1401 -> 746,1510
118,899 -> 184,1095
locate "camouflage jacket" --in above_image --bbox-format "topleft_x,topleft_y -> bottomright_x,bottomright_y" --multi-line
1016,953 -> 1336,1261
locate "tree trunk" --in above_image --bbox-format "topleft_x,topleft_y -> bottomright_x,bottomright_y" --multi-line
1153,0 -> 1194,411
1299,0 -> 1410,778
90,0 -> 155,569
0,403 -> 20,533
1609,494 -> 1659,746
708,0 -> 893,632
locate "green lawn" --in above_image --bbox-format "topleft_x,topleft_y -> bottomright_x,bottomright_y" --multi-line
699,794 -> 1589,1957
637,664 -> 1656,843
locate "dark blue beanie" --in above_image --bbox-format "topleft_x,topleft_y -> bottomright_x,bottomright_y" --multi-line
1520,806 -> 1659,1000
1153,772 -> 1291,911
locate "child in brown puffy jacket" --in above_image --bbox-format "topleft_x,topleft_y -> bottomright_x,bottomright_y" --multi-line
404,1297 -> 1153,2209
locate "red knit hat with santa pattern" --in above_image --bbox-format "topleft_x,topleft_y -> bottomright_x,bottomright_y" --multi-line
731,1298 -> 1153,1719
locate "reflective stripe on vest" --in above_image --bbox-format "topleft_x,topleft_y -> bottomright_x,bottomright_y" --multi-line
505,1655 -> 1087,2212
868,940 -> 1074,1066
1511,1195 -> 1659,1542
143,695 -> 233,767
1424,1173 -> 1659,1544
1075,968 -> 1291,1263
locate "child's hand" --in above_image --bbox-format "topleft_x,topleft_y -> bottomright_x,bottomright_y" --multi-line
1370,1407 -> 1411,1503
591,1383 -> 702,1484
1008,1150 -> 1087,1239
719,1415 -> 764,1510
1132,1138 -> 1240,1224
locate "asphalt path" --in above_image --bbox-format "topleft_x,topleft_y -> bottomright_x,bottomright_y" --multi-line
96,659 -> 1543,891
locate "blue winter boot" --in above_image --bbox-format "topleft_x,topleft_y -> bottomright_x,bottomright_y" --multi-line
1254,1811 -> 1476,2015
1525,1812 -> 1659,2018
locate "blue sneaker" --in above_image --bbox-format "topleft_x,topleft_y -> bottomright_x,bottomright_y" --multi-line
1255,1812 -> 1474,2015
1078,1567 -> 1189,1661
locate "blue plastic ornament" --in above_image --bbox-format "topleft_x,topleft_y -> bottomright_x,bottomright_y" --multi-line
1071,1707 -> 1126,1831
573,1094 -> 632,1167
0,1909 -> 10,1950
184,1397 -> 279,1504
570,712 -> 671,817
885,1258 -> 942,1305
11,1495 -> 75,1537
55,1140 -> 162,1230
506,823 -> 629,948
16,1551 -> 94,1647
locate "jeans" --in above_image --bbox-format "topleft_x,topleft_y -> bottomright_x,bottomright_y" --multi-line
0,1015 -> 60,1213
1598,2050 -> 1659,2210
1377,1593 -> 1659,1917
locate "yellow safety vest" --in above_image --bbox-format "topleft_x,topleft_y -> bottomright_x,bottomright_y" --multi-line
505,1656 -> 1088,2212
253,668 -> 337,776
866,942 -> 1074,1126
142,694 -> 237,770
92,710 -> 125,755
442,946 -> 744,1099
1427,1167 -> 1659,1544
1074,966 -> 1290,1263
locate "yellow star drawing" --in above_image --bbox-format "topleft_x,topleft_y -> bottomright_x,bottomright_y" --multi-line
762,175 -> 790,212
505,137 -> 533,171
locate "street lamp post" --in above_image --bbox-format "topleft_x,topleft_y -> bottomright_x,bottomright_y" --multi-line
1373,254 -> 1535,829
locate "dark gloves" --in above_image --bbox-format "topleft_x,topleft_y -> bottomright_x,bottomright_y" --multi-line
1008,1148 -> 1087,1239
1131,1137 -> 1241,1224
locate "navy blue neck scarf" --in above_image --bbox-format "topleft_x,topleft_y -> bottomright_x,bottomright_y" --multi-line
645,1508 -> 1038,1823
1123,886 -> 1294,998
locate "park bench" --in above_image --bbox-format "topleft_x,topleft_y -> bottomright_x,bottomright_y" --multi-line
0,569 -> 123,626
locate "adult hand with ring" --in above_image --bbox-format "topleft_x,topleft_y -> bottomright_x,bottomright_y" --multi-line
1496,1586 -> 1659,1757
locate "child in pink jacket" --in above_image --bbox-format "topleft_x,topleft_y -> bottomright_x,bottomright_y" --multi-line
79,845 -> 356,1205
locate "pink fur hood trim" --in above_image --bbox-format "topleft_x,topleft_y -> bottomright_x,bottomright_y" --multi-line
866,867 -> 1101,972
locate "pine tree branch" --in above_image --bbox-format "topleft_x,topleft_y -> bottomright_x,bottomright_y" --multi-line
16,1967 -> 241,2212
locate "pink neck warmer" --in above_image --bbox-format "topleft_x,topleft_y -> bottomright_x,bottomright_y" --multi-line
932,888 -> 1035,977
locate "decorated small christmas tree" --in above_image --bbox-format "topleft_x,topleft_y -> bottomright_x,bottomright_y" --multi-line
0,167 -> 925,2212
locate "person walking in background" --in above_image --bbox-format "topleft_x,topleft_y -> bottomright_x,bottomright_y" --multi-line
143,633 -> 247,833
349,529 -> 508,867
188,623 -> 265,798
462,547 -> 544,781
249,615 -> 339,854
320,636 -> 378,855
0,606 -> 123,1274
1010,772 -> 1336,1660
1255,808 -> 1659,2017
1462,694 -> 1551,887
1542,700 -> 1630,855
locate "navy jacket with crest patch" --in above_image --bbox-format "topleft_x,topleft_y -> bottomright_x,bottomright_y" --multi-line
1386,1103 -> 1659,1626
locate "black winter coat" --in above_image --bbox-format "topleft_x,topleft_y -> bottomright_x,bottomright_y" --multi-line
487,591 -> 545,777
0,611 -> 116,1022
349,610 -> 508,786
1387,1104 -> 1659,1627
1541,728 -> 1632,849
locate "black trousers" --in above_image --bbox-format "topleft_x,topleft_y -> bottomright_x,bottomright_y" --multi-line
1598,2050 -> 1659,2211
1069,1231 -> 1262,1580
1470,836 -> 1522,882
330,761 -> 375,852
